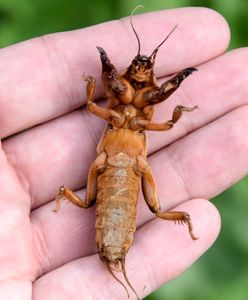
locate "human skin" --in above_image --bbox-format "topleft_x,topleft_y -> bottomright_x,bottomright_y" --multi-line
0,7 -> 248,300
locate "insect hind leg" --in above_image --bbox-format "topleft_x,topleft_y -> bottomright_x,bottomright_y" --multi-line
136,155 -> 198,240
156,211 -> 198,240
52,152 -> 107,212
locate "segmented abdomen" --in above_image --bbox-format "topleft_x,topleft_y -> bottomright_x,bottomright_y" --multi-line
95,165 -> 140,263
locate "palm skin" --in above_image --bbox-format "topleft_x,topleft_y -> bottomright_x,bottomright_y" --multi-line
1,7 -> 248,300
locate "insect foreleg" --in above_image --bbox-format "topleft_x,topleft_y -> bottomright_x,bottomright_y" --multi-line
135,105 -> 197,131
97,46 -> 126,94
97,46 -> 116,74
144,67 -> 197,104
52,152 -> 107,212
136,155 -> 198,240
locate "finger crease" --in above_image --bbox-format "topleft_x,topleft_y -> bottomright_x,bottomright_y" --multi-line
2,148 -> 31,197
31,219 -> 53,277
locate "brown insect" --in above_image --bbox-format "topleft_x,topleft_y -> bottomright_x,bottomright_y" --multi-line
53,7 -> 198,300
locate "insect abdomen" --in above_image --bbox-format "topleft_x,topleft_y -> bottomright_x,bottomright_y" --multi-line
95,165 -> 140,264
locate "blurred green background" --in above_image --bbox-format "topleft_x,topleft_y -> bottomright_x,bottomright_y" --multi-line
1,0 -> 247,299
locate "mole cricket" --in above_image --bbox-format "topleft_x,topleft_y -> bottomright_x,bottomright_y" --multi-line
53,7 -> 198,300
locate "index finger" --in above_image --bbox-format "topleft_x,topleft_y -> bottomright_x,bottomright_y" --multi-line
0,7 -> 229,138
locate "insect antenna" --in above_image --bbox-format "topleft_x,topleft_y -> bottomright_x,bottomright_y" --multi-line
121,257 -> 140,300
130,5 -> 144,56
101,257 -> 130,298
149,24 -> 178,64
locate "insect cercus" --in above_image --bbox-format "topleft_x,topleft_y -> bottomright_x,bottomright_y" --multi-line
53,6 -> 198,300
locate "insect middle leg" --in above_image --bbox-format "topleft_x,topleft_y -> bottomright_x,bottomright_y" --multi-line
52,152 -> 107,212
136,155 -> 198,240
83,74 -> 124,123
136,104 -> 197,131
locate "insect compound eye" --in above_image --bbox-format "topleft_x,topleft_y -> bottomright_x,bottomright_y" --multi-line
137,55 -> 152,69
131,58 -> 141,71
133,58 -> 140,66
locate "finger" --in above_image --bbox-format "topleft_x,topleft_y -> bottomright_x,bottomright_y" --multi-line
3,49 -> 248,208
32,199 -> 220,300
0,146 -> 38,282
0,7 -> 230,138
0,280 -> 31,300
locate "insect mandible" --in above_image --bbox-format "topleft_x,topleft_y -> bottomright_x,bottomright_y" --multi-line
52,6 -> 198,300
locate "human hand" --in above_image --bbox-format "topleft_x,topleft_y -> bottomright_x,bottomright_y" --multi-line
1,7 -> 248,300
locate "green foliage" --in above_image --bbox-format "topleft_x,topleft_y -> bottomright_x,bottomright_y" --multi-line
0,1 -> 247,299
0,0 -> 248,48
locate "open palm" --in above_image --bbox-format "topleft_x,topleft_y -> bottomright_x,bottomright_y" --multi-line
1,7 -> 248,300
